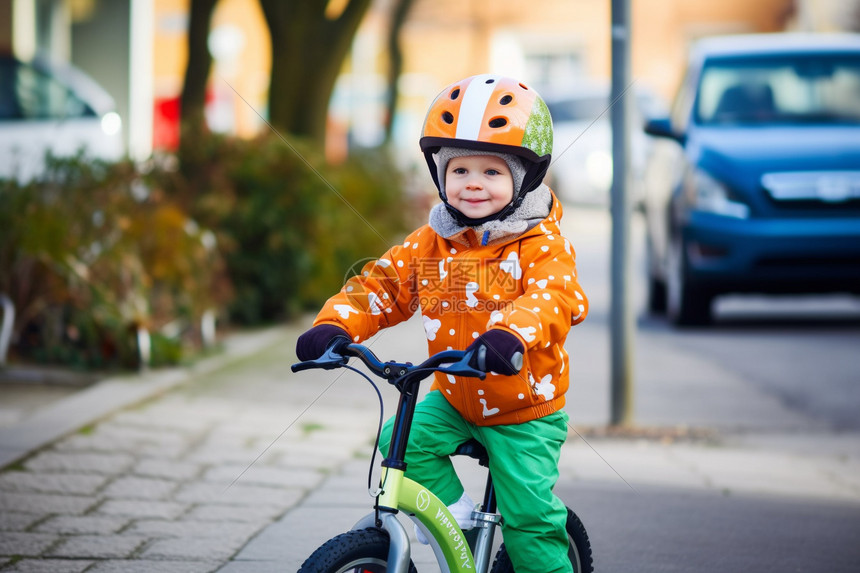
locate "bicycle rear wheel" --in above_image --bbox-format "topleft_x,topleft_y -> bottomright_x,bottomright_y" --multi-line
490,507 -> 593,573
297,528 -> 418,573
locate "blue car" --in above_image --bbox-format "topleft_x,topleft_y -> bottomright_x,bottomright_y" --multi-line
641,33 -> 860,325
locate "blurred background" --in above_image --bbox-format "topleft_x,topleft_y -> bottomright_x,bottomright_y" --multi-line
6,0 -> 859,174
1,0 -> 859,373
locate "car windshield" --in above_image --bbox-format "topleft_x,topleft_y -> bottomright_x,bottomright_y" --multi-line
695,54 -> 860,126
0,58 -> 94,121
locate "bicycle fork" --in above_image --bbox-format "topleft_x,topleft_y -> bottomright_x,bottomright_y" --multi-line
470,507 -> 502,572
470,467 -> 502,572
351,466 -> 503,573
351,506 -> 501,573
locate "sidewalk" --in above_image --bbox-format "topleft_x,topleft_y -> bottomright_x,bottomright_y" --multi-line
0,326 -> 302,470
0,320 -> 385,572
1,312 -> 859,572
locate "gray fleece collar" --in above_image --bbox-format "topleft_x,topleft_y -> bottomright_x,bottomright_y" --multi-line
429,184 -> 553,246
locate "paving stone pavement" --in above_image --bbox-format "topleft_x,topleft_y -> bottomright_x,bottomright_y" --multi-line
0,323 -> 388,572
2,326 -> 860,572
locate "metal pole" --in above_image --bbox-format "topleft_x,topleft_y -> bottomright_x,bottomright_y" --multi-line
609,0 -> 634,426
137,327 -> 151,371
201,309 -> 217,349
0,294 -> 14,367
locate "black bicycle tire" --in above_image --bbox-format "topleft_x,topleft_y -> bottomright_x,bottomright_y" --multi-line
490,507 -> 594,573
297,527 -> 418,573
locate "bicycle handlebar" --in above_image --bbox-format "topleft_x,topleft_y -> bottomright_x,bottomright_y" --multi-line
291,338 -> 487,382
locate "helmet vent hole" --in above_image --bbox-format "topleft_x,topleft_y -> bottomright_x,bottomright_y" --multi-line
442,111 -> 455,124
450,88 -> 460,100
500,95 -> 513,105
488,117 -> 508,128
485,79 -> 495,84
519,83 -> 529,90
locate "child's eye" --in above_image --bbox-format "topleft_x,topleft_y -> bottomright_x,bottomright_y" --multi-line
453,167 -> 467,175
485,169 -> 501,176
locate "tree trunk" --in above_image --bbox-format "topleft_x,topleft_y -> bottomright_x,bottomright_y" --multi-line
179,0 -> 219,143
383,0 -> 416,144
259,0 -> 372,145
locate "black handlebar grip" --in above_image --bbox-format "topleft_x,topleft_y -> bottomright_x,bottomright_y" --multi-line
291,361 -> 317,373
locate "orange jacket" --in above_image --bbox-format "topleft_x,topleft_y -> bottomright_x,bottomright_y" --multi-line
314,192 -> 588,426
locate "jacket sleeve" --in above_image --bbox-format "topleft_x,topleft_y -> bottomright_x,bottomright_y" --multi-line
312,236 -> 419,342
490,236 -> 588,350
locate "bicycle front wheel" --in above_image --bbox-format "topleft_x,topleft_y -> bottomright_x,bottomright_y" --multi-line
297,528 -> 418,573
490,507 -> 593,573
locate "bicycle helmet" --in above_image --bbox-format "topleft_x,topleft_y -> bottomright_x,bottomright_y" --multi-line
420,74 -> 553,223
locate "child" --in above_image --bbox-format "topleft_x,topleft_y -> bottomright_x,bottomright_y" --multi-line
296,74 -> 588,573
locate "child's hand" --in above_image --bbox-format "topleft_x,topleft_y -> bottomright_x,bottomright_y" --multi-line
466,330 -> 524,375
296,325 -> 350,361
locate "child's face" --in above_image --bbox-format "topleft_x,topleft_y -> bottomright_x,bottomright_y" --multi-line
445,155 -> 514,220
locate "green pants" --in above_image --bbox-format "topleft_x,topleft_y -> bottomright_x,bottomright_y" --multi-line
379,391 -> 572,573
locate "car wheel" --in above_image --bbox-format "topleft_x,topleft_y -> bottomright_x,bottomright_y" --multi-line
646,234 -> 667,314
667,236 -> 713,326
648,275 -> 668,315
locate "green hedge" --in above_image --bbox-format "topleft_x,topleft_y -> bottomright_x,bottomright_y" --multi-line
158,132 -> 412,324
1,155 -> 228,369
1,136 -> 413,370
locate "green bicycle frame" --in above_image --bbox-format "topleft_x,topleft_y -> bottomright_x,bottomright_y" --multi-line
376,466 -> 476,571
338,345 -> 490,571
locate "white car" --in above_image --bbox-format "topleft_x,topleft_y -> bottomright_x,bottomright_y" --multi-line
545,85 -> 662,207
0,55 -> 124,182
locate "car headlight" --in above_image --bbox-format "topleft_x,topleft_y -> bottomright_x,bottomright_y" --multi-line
686,169 -> 749,218
101,112 -> 122,136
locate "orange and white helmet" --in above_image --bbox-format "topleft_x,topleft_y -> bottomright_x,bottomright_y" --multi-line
420,74 -> 553,198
